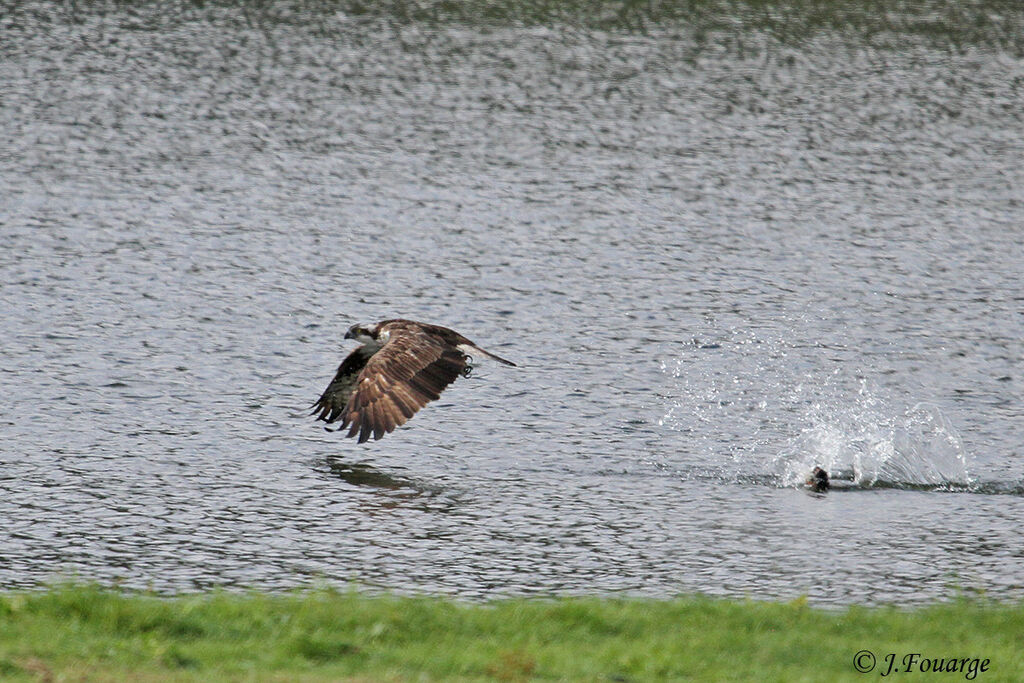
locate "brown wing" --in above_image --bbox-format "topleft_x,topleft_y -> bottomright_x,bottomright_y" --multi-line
311,346 -> 374,425
341,329 -> 468,443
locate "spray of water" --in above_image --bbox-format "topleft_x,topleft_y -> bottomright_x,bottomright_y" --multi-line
658,331 -> 974,490
772,383 -> 973,489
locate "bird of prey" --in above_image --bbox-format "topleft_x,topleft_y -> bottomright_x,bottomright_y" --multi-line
311,319 -> 516,443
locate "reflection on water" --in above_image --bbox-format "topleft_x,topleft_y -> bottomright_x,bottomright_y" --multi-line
1,1 -> 1023,605
318,458 -> 466,514
325,460 -> 425,492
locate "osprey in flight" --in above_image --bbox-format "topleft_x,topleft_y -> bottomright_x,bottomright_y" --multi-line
311,319 -> 516,443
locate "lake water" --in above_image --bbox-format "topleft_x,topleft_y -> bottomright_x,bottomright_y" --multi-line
1,1 -> 1022,606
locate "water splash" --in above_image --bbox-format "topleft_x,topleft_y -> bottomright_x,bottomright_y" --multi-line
773,384 -> 974,489
658,332 -> 975,490
657,333 -> 797,474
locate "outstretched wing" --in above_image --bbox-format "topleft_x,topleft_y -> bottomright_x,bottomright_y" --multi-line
342,328 -> 468,443
311,347 -> 374,425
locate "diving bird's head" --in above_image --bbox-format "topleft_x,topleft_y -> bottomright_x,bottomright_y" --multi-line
806,466 -> 830,493
344,322 -> 381,345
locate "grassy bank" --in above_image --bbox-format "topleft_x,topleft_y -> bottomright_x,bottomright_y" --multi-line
0,585 -> 1022,681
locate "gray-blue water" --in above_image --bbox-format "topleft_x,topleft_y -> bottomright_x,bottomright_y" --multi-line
1,2 -> 1022,606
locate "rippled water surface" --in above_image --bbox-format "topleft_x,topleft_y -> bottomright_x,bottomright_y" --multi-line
2,2 -> 1022,606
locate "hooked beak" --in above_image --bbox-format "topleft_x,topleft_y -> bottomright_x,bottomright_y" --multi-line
344,330 -> 353,340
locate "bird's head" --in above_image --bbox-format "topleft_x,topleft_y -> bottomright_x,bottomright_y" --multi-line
344,322 -> 379,344
806,466 -> 830,492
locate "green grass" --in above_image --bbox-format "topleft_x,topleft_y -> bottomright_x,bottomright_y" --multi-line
1,585 -> 1023,681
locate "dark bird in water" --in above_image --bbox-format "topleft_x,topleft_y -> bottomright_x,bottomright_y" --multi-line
806,466 -> 830,492
311,319 -> 516,443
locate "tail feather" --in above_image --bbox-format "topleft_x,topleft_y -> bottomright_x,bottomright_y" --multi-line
472,346 -> 517,367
